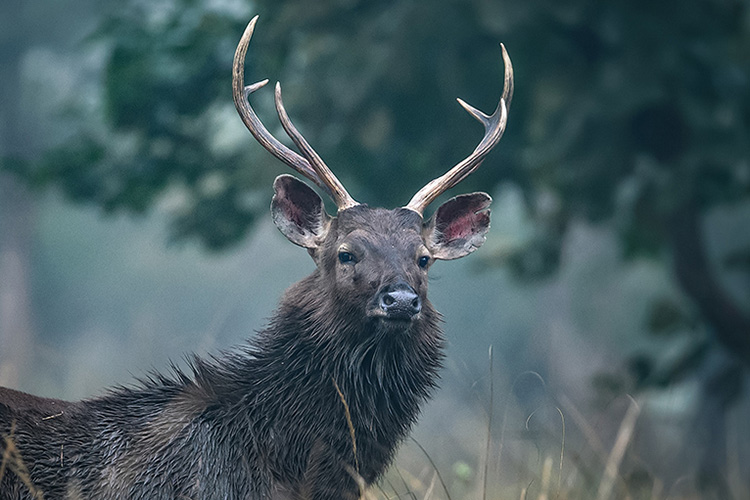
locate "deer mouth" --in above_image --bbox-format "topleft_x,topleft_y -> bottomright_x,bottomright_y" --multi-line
382,310 -> 419,322
367,308 -> 415,321
367,307 -> 421,329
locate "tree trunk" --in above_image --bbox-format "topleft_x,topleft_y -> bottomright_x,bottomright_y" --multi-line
670,203 -> 750,365
669,202 -> 749,497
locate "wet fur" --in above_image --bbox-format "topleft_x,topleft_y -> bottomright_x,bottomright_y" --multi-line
0,207 -> 445,500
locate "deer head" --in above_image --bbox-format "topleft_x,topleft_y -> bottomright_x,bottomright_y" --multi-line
232,16 -> 512,331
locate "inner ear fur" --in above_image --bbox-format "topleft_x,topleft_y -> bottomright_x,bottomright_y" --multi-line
271,174 -> 331,249
423,192 -> 492,260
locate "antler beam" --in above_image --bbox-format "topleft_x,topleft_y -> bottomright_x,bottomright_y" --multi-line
232,16 -> 358,211
404,44 -> 514,216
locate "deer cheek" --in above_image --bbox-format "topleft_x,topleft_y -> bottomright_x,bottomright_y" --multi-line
333,265 -> 361,296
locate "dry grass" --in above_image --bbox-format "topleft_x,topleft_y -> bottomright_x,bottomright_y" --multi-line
1,422 -> 45,499
368,400 -> 643,500
2,379 -> 744,500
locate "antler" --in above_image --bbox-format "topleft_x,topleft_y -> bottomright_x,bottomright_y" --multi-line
404,44 -> 514,216
232,16 -> 358,211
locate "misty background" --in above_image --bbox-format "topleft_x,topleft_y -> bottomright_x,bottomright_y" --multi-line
1,0 -> 749,498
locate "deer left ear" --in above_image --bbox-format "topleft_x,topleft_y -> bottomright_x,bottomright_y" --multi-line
423,193 -> 491,260
271,174 -> 331,249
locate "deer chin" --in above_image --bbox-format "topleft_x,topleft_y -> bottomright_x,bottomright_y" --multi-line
375,318 -> 415,337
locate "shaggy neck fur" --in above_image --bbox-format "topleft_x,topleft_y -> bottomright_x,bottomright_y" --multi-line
195,270 -> 444,494
0,271 -> 445,500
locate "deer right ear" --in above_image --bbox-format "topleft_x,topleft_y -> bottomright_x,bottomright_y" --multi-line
271,174 -> 331,249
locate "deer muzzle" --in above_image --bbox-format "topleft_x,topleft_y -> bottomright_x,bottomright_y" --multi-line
376,281 -> 422,321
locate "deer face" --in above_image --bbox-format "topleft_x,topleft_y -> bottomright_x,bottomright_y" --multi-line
234,15 -> 511,330
271,175 -> 491,329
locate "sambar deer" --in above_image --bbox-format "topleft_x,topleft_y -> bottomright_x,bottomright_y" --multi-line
0,15 -> 512,500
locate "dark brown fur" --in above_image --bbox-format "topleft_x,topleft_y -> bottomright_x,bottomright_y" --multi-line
1,180 -> 491,499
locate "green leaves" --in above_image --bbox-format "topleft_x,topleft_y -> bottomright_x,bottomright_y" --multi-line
6,0 -> 748,254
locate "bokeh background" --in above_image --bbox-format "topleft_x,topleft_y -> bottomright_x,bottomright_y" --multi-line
1,0 -> 749,498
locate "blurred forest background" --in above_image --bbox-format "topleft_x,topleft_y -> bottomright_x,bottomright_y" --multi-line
1,0 -> 749,498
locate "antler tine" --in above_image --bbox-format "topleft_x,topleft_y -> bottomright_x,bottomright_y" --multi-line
232,16 -> 334,198
405,43 -> 513,216
499,43 -> 514,110
274,82 -> 359,211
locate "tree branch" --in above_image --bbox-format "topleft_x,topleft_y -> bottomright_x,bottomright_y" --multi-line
669,202 -> 750,365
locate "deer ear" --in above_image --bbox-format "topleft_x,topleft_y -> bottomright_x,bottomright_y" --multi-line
271,175 -> 331,249
423,192 -> 491,260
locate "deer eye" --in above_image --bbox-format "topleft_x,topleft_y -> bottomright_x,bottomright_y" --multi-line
418,255 -> 430,268
338,251 -> 357,264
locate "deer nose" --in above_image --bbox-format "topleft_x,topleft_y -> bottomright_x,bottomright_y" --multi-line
378,282 -> 422,320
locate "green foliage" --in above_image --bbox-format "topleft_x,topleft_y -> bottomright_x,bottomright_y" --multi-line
5,0 -> 750,257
